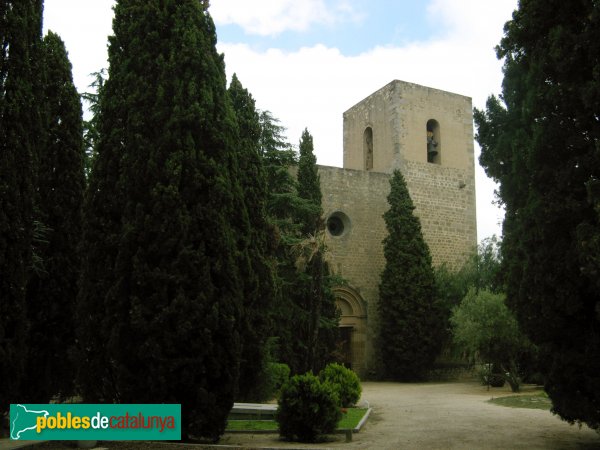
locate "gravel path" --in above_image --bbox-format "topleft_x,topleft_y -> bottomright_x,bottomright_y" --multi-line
7,381 -> 599,449
220,381 -> 600,449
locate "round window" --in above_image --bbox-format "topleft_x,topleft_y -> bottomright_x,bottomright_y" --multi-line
326,211 -> 351,237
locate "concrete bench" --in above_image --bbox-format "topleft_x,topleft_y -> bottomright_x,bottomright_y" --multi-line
230,403 -> 277,420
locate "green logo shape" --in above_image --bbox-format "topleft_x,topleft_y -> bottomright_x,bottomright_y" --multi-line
10,404 -> 181,441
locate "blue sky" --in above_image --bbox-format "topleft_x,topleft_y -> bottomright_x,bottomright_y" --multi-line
43,0 -> 518,240
215,1 -> 434,55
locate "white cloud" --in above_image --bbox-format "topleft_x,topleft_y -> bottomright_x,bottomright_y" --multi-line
42,0 -> 514,240
43,0 -> 115,91
427,0 -> 514,41
217,0 -> 517,240
210,0 -> 360,35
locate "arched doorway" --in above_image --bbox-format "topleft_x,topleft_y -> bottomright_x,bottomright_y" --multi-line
333,286 -> 367,375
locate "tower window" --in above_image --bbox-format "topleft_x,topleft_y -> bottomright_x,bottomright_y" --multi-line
326,211 -> 351,237
426,119 -> 440,164
363,127 -> 373,171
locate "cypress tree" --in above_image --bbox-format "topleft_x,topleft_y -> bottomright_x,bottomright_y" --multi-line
0,0 -> 43,411
475,0 -> 600,429
22,31 -> 84,402
77,0 -> 243,439
296,128 -> 322,235
227,74 -> 276,401
289,235 -> 340,374
293,128 -> 338,373
377,170 -> 443,380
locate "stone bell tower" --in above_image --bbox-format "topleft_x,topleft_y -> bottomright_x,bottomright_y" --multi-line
339,79 -> 477,265
318,80 -> 477,377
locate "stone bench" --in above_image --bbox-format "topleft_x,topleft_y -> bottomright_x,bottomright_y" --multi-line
230,403 -> 277,420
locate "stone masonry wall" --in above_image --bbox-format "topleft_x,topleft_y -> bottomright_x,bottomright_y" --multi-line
320,80 -> 477,376
320,166 -> 390,375
402,160 -> 477,267
319,160 -> 476,374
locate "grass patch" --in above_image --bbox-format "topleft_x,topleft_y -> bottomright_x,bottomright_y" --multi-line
226,408 -> 368,432
488,391 -> 551,410
338,408 -> 368,429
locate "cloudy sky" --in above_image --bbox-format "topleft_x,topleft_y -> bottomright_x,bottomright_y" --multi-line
43,0 -> 518,241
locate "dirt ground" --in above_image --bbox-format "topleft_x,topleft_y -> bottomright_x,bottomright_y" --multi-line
5,381 -> 599,450
219,381 -> 600,449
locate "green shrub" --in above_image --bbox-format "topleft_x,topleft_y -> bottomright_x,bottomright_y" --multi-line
239,362 -> 290,403
276,373 -> 342,442
268,362 -> 291,397
319,363 -> 361,407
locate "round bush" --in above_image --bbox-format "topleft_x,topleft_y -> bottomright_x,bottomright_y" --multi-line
276,373 -> 342,442
268,362 -> 290,396
319,363 -> 361,407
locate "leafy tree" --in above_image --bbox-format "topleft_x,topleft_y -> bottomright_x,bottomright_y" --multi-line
0,0 -> 43,412
435,236 -> 504,322
451,289 -> 527,391
22,31 -> 85,403
377,170 -> 443,380
228,73 -> 276,401
434,236 -> 507,363
475,0 -> 600,429
77,0 -> 243,440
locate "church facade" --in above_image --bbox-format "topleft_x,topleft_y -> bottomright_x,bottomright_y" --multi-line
319,80 -> 477,376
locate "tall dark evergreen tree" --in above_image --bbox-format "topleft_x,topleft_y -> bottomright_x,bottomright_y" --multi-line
22,31 -> 84,403
296,128 -> 322,235
254,115 -> 339,374
258,110 -> 300,231
293,128 -> 339,373
377,170 -> 443,380
81,69 -> 106,178
475,0 -> 600,429
77,0 -> 243,439
227,73 -> 276,401
0,0 -> 43,412
288,235 -> 340,374
255,111 -> 303,370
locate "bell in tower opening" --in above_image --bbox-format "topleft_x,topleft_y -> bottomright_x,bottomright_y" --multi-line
427,129 -> 438,163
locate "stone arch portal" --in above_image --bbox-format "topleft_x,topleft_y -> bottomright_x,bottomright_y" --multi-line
333,286 -> 367,375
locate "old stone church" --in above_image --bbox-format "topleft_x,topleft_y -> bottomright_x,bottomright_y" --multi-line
320,80 -> 477,377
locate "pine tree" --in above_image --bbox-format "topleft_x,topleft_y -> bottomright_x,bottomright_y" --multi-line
377,170 -> 443,380
475,0 -> 600,429
258,110 -> 299,231
22,31 -> 84,403
0,0 -> 43,412
81,69 -> 106,178
77,0 -> 243,439
227,74 -> 276,401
